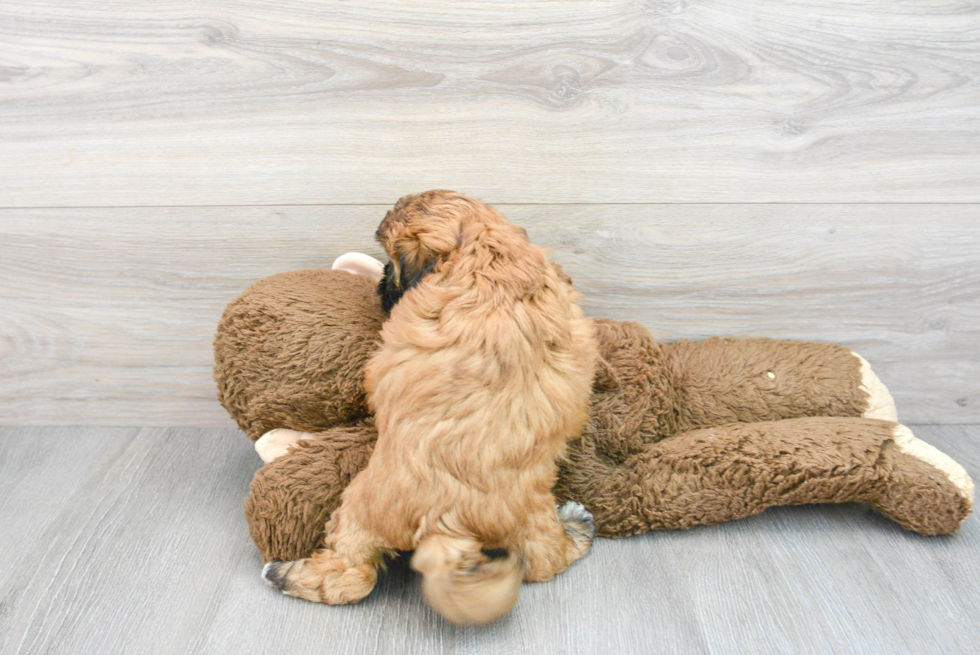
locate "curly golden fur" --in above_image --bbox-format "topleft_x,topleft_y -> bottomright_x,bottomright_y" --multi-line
263,191 -> 598,624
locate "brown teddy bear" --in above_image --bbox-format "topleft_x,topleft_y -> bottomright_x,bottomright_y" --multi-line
214,256 -> 974,565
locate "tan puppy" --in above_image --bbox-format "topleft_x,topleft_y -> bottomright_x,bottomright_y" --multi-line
263,191 -> 597,624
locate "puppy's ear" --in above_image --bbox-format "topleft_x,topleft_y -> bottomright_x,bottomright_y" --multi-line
376,191 -> 469,276
400,257 -> 437,292
389,220 -> 459,276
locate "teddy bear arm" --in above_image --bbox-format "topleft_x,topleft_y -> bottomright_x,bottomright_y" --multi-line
245,425 -> 377,563
662,337 -> 895,431
558,417 -> 971,538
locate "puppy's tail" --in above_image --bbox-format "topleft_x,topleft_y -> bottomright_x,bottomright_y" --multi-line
411,534 -> 523,625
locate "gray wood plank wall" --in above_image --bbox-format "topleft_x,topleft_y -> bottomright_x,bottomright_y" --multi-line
2,0 -> 978,205
1,1 -> 978,426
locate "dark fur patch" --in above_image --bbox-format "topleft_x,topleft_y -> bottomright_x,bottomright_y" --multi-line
402,260 -> 436,292
480,548 -> 509,560
377,258 -> 437,314
377,261 -> 402,314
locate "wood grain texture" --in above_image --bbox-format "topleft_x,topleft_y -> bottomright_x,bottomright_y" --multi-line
1,0 -> 978,206
0,428 -> 259,655
1,204 -> 977,426
0,426 -> 977,654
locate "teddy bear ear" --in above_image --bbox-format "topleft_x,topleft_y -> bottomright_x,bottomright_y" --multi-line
331,253 -> 385,282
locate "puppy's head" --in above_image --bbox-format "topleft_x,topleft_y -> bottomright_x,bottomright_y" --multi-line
376,190 -> 501,312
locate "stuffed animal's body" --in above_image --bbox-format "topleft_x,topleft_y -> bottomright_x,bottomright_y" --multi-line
214,265 -> 974,565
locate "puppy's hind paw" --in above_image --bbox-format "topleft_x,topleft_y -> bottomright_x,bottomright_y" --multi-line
557,501 -> 595,549
262,560 -> 292,589
557,501 -> 595,532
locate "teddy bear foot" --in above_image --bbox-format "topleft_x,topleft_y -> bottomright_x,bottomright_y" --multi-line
853,353 -> 898,421
255,428 -> 313,464
869,425 -> 974,535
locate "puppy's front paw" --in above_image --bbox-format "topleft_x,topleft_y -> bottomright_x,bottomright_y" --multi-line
262,552 -> 377,604
557,501 -> 595,552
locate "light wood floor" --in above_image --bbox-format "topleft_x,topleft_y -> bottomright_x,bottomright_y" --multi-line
1,425 -> 977,655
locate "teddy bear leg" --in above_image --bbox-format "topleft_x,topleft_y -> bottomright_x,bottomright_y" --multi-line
867,425 -> 974,534
254,428 -> 316,463
246,425 -> 377,563
664,338 -> 896,429
521,500 -> 596,583
559,417 -> 973,537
